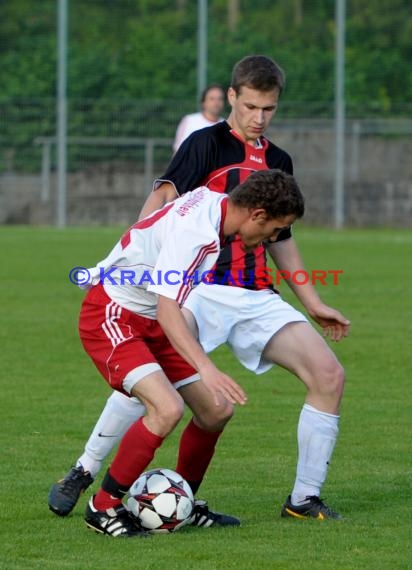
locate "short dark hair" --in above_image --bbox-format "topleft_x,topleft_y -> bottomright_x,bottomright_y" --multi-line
200,84 -> 225,103
231,55 -> 285,95
229,169 -> 304,220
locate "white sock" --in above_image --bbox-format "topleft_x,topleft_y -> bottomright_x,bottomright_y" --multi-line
291,403 -> 339,506
76,391 -> 145,478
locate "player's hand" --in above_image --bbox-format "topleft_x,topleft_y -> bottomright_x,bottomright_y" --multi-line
308,303 -> 350,342
199,362 -> 247,407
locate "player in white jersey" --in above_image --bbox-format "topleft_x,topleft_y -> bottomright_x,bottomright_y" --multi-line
72,170 -> 305,537
85,188 -> 224,318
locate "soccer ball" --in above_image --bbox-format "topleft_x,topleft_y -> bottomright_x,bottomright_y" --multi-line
127,468 -> 194,533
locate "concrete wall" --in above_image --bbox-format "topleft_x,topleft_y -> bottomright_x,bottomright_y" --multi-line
1,124 -> 411,227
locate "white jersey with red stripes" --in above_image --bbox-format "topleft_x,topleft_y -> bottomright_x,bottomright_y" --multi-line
85,187 -> 228,318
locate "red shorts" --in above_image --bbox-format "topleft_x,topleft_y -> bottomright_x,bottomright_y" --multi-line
78,284 -> 198,395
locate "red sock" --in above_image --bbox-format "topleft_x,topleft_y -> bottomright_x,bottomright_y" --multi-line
176,418 -> 222,494
94,418 -> 164,511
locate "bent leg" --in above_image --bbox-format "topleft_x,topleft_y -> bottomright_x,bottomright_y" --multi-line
94,371 -> 184,511
77,391 -> 145,477
176,381 -> 234,494
263,321 -> 345,414
263,322 -> 345,504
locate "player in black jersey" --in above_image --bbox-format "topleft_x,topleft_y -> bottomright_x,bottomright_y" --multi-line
152,120 -> 292,289
49,55 -> 350,522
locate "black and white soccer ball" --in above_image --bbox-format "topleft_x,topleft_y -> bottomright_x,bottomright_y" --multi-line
127,468 -> 194,533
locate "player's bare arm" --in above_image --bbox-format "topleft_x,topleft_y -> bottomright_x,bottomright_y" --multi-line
156,295 -> 247,406
138,182 -> 178,220
268,238 -> 350,341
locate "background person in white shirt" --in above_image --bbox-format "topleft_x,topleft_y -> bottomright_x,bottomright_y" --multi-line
172,84 -> 225,153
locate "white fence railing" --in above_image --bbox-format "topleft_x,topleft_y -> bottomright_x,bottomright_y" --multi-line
33,136 -> 173,204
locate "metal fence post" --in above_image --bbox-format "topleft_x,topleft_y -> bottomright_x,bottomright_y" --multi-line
350,121 -> 361,183
56,0 -> 68,227
144,138 -> 155,195
334,0 -> 346,228
40,140 -> 51,203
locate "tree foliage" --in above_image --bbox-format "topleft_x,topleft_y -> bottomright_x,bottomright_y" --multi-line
1,0 -> 411,111
0,0 -> 411,170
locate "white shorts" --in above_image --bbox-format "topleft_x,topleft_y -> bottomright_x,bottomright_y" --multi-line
183,283 -> 307,374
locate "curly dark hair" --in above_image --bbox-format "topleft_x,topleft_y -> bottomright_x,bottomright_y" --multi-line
229,169 -> 304,220
231,55 -> 285,95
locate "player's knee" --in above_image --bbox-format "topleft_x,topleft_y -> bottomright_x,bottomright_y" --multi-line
164,399 -> 185,430
318,359 -> 345,400
212,400 -> 234,429
196,400 -> 234,431
150,398 -> 185,435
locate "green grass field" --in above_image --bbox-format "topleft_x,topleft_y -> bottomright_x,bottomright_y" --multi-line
1,225 -> 411,570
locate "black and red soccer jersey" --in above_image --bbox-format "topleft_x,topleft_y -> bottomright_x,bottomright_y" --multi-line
155,121 -> 294,290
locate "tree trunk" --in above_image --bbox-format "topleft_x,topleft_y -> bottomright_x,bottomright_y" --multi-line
293,0 -> 303,26
176,0 -> 187,11
228,0 -> 240,33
